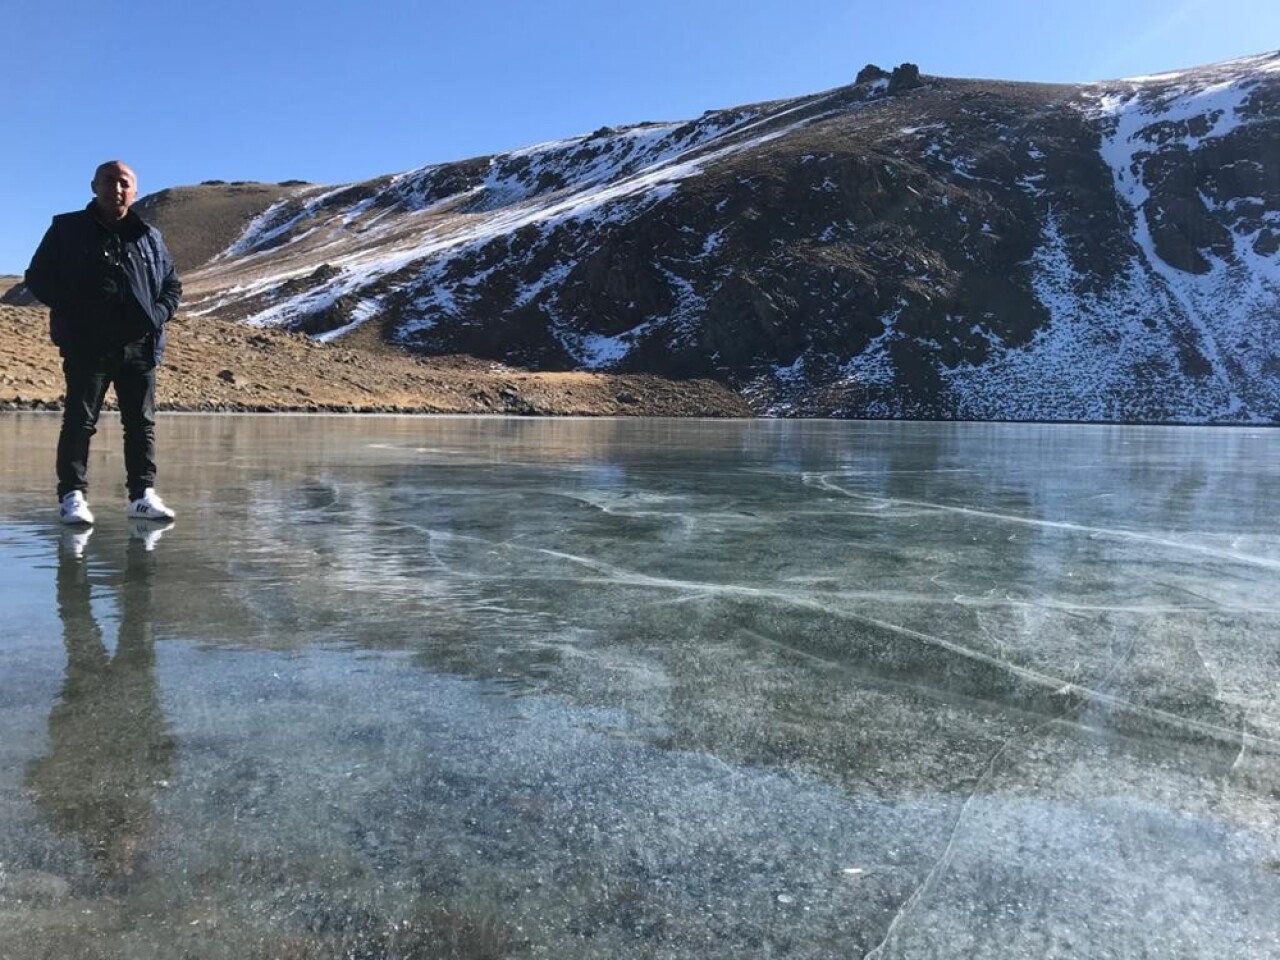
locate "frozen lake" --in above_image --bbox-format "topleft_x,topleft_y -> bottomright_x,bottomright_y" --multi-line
1,413 -> 1278,959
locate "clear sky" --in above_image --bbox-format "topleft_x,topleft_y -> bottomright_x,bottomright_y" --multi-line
4,0 -> 1277,273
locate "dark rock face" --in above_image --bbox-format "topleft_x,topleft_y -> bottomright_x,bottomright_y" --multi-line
854,62 -> 923,94
182,52 -> 1280,423
855,64 -> 891,85
888,63 -> 923,92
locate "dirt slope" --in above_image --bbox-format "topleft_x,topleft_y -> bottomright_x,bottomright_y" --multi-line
0,283 -> 748,418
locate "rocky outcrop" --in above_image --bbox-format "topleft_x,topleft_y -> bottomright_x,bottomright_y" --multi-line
888,63 -> 923,92
855,64 -> 891,85
853,62 -> 924,93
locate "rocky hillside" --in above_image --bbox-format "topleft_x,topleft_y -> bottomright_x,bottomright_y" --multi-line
13,52 -> 1280,422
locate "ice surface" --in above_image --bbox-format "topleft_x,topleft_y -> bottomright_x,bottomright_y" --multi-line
1,415 -> 1278,958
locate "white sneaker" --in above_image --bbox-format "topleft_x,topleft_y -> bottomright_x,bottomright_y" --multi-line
60,491 -> 95,525
127,488 -> 176,521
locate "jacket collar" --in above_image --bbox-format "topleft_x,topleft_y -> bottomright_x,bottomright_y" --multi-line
84,200 -> 148,239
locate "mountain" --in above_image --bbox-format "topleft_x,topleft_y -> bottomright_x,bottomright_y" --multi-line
144,52 -> 1280,422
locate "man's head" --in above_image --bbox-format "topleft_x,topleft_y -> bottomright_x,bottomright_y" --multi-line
91,161 -> 137,222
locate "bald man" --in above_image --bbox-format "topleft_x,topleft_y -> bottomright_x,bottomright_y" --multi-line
25,161 -> 182,525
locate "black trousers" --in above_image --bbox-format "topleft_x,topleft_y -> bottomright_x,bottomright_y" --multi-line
57,340 -> 157,501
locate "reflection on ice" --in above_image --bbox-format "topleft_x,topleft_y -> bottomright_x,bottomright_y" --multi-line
26,534 -> 173,892
0,415 -> 1278,959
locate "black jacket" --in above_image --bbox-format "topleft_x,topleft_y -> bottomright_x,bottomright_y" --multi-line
25,203 -> 182,364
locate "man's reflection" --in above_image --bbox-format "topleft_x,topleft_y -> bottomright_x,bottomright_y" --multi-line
26,523 -> 176,890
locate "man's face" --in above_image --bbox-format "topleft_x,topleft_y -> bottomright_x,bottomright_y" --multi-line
91,164 -> 137,221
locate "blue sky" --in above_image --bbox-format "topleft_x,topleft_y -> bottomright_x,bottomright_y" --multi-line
4,0 -> 1277,273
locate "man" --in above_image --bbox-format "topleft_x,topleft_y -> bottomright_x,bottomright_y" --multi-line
25,161 -> 182,525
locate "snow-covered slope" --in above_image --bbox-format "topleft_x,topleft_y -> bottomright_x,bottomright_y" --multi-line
939,52 -> 1280,421
179,52 -> 1280,422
